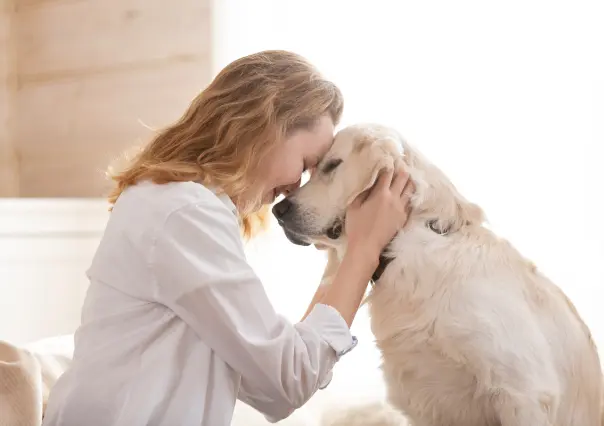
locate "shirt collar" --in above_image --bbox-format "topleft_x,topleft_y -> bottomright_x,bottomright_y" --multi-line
215,192 -> 238,217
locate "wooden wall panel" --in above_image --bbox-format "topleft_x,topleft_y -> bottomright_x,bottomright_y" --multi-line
0,2 -> 19,197
18,58 -> 210,196
15,0 -> 65,10
12,0 -> 213,197
16,0 -> 211,81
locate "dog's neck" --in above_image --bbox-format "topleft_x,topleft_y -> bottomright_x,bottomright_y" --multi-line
369,217 -> 454,284
371,244 -> 394,284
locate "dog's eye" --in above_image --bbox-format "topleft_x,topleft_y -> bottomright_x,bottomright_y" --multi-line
322,159 -> 343,174
427,219 -> 450,235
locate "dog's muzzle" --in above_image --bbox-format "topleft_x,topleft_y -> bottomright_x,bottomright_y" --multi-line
282,228 -> 310,246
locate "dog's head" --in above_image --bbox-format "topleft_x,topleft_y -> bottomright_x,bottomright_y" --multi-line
272,123 -> 485,248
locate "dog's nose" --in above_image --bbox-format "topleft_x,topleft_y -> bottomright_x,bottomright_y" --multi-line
272,198 -> 293,220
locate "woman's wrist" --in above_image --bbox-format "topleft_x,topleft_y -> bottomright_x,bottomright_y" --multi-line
316,245 -> 377,327
345,240 -> 381,270
301,284 -> 329,321
302,243 -> 381,327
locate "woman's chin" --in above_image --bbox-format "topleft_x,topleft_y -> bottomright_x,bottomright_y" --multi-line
262,190 -> 277,205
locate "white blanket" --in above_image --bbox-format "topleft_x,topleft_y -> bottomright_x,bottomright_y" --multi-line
0,336 -> 71,426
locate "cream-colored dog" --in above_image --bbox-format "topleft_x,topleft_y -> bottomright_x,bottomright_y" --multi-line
272,124 -> 603,426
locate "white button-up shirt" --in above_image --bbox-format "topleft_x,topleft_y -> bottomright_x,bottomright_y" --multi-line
42,181 -> 357,426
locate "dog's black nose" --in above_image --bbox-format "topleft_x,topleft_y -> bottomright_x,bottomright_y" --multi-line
272,198 -> 293,220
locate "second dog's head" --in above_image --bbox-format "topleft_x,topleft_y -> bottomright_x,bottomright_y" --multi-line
272,123 -> 484,249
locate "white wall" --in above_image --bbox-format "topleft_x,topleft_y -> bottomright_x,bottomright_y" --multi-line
213,0 -> 604,402
0,199 -> 109,345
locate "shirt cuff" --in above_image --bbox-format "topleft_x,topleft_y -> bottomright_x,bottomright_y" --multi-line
318,370 -> 333,390
302,303 -> 358,359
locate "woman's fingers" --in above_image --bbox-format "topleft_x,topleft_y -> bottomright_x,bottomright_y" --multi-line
354,168 -> 412,208
401,179 -> 415,199
376,168 -> 394,191
400,181 -> 414,209
350,189 -> 369,208
353,169 -> 391,207
391,168 -> 410,194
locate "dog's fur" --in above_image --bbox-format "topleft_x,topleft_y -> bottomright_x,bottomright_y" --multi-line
273,124 -> 603,426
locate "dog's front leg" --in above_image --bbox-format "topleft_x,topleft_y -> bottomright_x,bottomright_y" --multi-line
319,247 -> 341,288
495,392 -> 555,426
301,248 -> 341,320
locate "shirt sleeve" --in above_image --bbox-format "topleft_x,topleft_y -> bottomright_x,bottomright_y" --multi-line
150,201 -> 358,422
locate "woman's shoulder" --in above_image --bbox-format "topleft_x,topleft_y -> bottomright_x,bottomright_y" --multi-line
116,180 -> 236,222
89,181 -> 241,281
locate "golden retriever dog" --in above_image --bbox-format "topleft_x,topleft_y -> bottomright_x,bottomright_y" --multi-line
272,124 -> 603,426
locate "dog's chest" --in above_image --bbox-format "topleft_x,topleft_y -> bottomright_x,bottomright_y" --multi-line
366,255 -> 448,379
367,269 -> 440,355
366,250 -> 501,425
366,245 -> 450,344
367,285 -> 499,426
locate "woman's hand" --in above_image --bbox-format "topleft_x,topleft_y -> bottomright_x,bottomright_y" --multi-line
304,168 -> 414,327
346,168 -> 414,260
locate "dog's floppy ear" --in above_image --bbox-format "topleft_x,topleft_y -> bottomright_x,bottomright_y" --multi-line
457,200 -> 486,227
445,199 -> 486,233
345,155 -> 395,206
418,179 -> 485,235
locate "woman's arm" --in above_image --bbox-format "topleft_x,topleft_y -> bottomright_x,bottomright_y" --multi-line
153,170 -> 412,422
302,246 -> 376,327
301,247 -> 341,320
152,202 -> 365,422
315,246 -> 377,326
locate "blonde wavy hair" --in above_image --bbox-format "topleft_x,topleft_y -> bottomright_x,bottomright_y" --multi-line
107,50 -> 343,239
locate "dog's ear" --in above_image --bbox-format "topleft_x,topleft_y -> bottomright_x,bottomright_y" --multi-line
421,188 -> 485,235
345,155 -> 396,206
460,201 -> 485,226
447,200 -> 486,233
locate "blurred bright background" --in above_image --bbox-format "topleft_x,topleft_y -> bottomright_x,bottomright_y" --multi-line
1,0 -> 603,424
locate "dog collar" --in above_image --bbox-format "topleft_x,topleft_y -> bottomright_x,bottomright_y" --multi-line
370,219 -> 450,284
371,252 -> 393,284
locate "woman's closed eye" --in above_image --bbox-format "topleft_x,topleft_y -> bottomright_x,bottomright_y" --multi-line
303,160 -> 318,176
321,158 -> 343,174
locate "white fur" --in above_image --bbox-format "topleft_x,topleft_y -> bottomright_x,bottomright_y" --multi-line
285,124 -> 603,426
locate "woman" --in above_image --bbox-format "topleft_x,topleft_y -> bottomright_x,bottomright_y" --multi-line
42,50 -> 413,426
